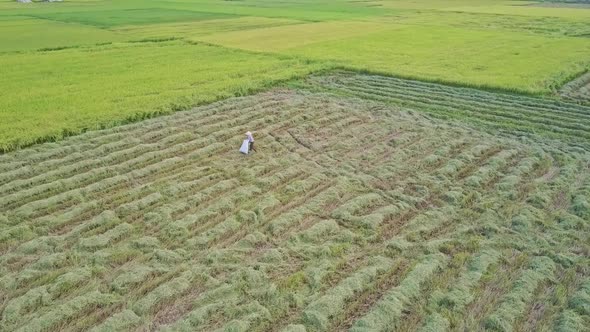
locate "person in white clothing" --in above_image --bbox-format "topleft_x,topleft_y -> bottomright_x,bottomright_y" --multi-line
245,131 -> 256,152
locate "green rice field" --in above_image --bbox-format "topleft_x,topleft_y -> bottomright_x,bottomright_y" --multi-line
1,0 -> 590,151
1,0 -> 590,331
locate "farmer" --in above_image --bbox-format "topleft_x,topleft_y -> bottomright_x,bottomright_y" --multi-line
246,131 -> 256,152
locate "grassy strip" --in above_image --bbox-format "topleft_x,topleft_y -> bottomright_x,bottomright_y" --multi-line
0,41 -> 328,153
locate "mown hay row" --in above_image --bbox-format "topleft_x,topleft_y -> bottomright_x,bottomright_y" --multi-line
1,87 -> 589,330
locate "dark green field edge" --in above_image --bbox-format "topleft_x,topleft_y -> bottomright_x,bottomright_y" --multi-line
24,9 -> 238,29
300,71 -> 590,151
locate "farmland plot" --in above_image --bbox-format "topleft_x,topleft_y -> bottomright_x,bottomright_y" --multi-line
560,71 -> 590,104
2,0 -> 590,150
303,71 -> 590,149
0,41 -> 322,152
199,24 -> 590,94
1,87 -> 589,331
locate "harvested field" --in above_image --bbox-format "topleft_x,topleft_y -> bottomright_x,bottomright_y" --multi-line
560,71 -> 590,103
303,71 -> 590,149
1,87 -> 589,331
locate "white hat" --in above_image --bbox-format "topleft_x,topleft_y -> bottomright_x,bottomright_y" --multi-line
245,131 -> 252,136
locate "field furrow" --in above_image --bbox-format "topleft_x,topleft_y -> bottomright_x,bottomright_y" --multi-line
1,83 -> 589,331
305,72 -> 590,147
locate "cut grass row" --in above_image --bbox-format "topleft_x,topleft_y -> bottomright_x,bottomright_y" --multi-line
1,89 -> 589,330
560,71 -> 590,103
301,71 -> 590,149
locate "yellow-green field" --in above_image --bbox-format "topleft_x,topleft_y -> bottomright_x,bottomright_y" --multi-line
0,17 -> 124,52
0,41 -> 321,151
1,0 -> 590,151
200,24 -> 590,92
112,17 -> 303,41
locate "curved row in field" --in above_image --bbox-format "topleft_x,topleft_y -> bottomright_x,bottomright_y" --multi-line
560,71 -> 590,104
1,88 -> 589,331
306,72 -> 590,150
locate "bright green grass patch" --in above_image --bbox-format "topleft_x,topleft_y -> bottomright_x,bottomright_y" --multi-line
195,21 -> 392,52
113,16 -> 304,41
199,23 -> 590,93
30,8 -> 236,28
5,0 -> 388,22
153,0 -> 395,22
0,0 -> 384,23
158,0 -> 390,21
0,17 -> 124,53
283,25 -> 590,94
0,41 -> 325,151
